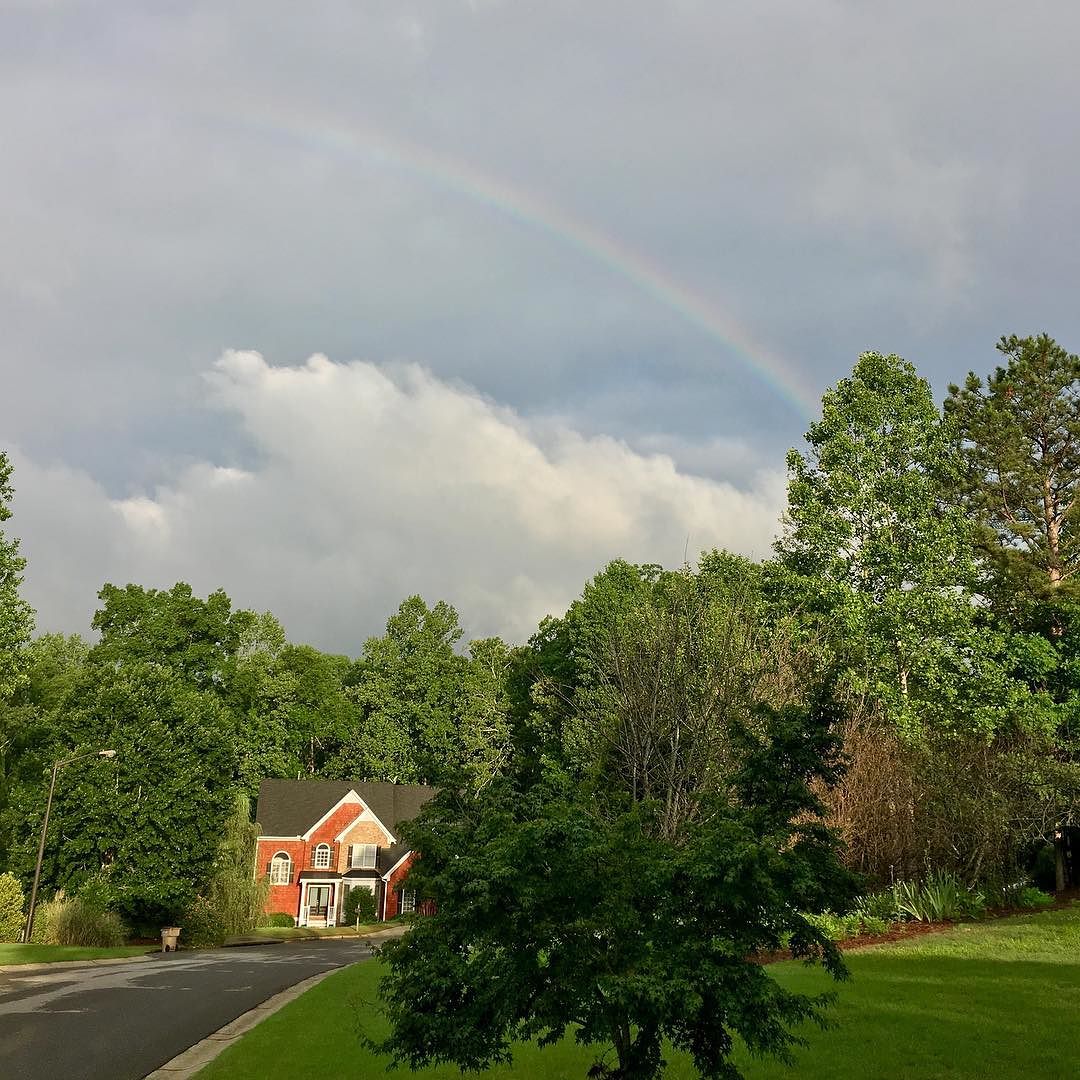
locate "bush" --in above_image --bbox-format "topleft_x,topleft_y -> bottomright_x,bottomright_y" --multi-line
259,912 -> 295,928
893,871 -> 986,923
45,896 -> 126,947
0,872 -> 25,943
343,886 -> 377,926
854,889 -> 902,922
181,895 -> 226,947
1016,885 -> 1054,909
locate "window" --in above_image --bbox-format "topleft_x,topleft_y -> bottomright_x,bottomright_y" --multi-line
399,889 -> 416,914
313,843 -> 331,869
268,852 -> 292,885
349,843 -> 378,869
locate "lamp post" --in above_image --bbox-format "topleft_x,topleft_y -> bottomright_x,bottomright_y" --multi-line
22,749 -> 117,943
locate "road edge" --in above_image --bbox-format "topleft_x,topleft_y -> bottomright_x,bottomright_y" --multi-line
144,925 -> 406,1079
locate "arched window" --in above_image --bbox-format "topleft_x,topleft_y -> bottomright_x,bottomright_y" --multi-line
313,843 -> 332,869
269,852 -> 292,885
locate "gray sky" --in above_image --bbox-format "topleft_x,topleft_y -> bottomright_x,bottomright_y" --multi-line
3,1 -> 1079,651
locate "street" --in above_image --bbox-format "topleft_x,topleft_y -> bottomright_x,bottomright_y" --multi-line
0,938 -> 382,1080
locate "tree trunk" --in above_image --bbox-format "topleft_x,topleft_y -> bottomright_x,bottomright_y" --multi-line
1055,832 -> 1067,893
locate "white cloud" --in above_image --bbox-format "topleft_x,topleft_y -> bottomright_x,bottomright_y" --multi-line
10,352 -> 785,650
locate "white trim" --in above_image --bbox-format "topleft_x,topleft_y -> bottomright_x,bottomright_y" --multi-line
268,851 -> 293,885
299,880 -> 339,928
333,804 -> 396,845
302,790 -> 364,840
313,842 -> 332,869
380,850 -> 413,882
258,835 -> 303,841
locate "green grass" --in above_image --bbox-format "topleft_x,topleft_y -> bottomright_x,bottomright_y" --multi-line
248,924 -> 383,942
0,943 -> 152,965
198,904 -> 1080,1080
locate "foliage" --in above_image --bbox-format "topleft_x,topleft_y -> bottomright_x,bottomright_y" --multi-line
43,894 -> 126,947
207,794 -> 269,939
369,683 -> 856,1080
892,872 -> 987,923
778,352 -> 1042,740
343,886 -> 377,926
1014,885 -> 1054,909
259,912 -> 295,928
0,870 -> 25,942
0,451 -> 35,701
182,894 -> 227,947
802,911 -> 890,941
946,333 -> 1080,605
1,661 -> 236,927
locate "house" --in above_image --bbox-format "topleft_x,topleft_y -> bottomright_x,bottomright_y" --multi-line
255,779 -> 436,927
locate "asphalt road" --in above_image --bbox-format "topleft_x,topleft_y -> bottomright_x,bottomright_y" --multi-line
0,937 -> 383,1080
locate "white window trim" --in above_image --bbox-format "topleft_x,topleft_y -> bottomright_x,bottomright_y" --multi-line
348,843 -> 379,870
268,851 -> 292,885
313,843 -> 332,869
398,889 -> 417,914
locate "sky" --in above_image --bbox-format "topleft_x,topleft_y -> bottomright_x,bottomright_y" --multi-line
3,1 -> 1080,652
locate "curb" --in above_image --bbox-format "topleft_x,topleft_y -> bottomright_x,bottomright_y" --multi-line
143,967 -> 342,1079
144,926 -> 406,1079
0,952 -> 158,975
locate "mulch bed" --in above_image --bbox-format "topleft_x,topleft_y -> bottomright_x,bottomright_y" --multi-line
754,889 -> 1079,965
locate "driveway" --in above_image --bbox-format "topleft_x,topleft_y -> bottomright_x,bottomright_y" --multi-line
0,935 -> 391,1080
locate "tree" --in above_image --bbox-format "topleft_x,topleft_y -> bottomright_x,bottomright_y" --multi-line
776,352 -> 1028,737
206,793 -> 269,938
946,333 -> 1080,608
369,691 -> 854,1080
0,452 -> 34,700
340,597 -> 470,784
91,582 -> 252,690
1,661 -> 236,927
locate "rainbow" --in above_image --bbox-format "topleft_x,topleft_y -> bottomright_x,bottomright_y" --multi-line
214,106 -> 819,417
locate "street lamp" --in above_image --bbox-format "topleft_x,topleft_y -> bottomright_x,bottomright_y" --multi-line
22,749 -> 117,943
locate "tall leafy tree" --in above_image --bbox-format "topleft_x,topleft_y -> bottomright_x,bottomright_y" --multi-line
2,661 -> 235,925
91,582 -> 253,690
0,452 -> 34,700
776,352 -> 1028,736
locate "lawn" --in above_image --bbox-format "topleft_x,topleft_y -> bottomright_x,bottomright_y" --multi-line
247,924 -> 384,942
0,943 -> 152,965
198,903 -> 1080,1080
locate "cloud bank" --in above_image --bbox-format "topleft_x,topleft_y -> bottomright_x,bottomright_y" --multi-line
11,352 -> 784,651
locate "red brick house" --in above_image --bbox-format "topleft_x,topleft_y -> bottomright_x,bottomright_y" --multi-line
255,779 -> 436,926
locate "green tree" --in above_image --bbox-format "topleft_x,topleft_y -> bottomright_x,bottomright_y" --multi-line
2,662 -> 235,926
91,582 -> 253,690
0,452 -> 34,700
342,597 -> 470,783
206,793 -> 269,938
946,333 -> 1080,607
370,690 -> 854,1080
776,352 -> 1031,736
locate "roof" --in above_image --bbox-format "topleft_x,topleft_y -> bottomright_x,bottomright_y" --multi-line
255,779 -> 437,840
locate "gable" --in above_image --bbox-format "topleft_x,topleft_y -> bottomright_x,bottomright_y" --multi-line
256,778 -> 437,839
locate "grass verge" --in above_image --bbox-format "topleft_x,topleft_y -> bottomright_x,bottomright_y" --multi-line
0,943 -> 152,965
198,903 -> 1080,1080
248,924 -> 383,942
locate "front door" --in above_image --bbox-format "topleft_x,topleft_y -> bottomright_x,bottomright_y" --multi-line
307,885 -> 331,924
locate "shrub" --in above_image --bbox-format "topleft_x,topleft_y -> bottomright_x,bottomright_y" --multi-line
181,895 -> 226,947
854,889 -> 902,922
45,896 -> 126,947
893,871 -> 986,923
343,886 -> 377,926
260,912 -> 295,928
0,872 -> 25,943
1016,886 -> 1054,909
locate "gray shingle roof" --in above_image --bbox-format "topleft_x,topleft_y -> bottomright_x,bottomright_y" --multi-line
255,779 -> 436,840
